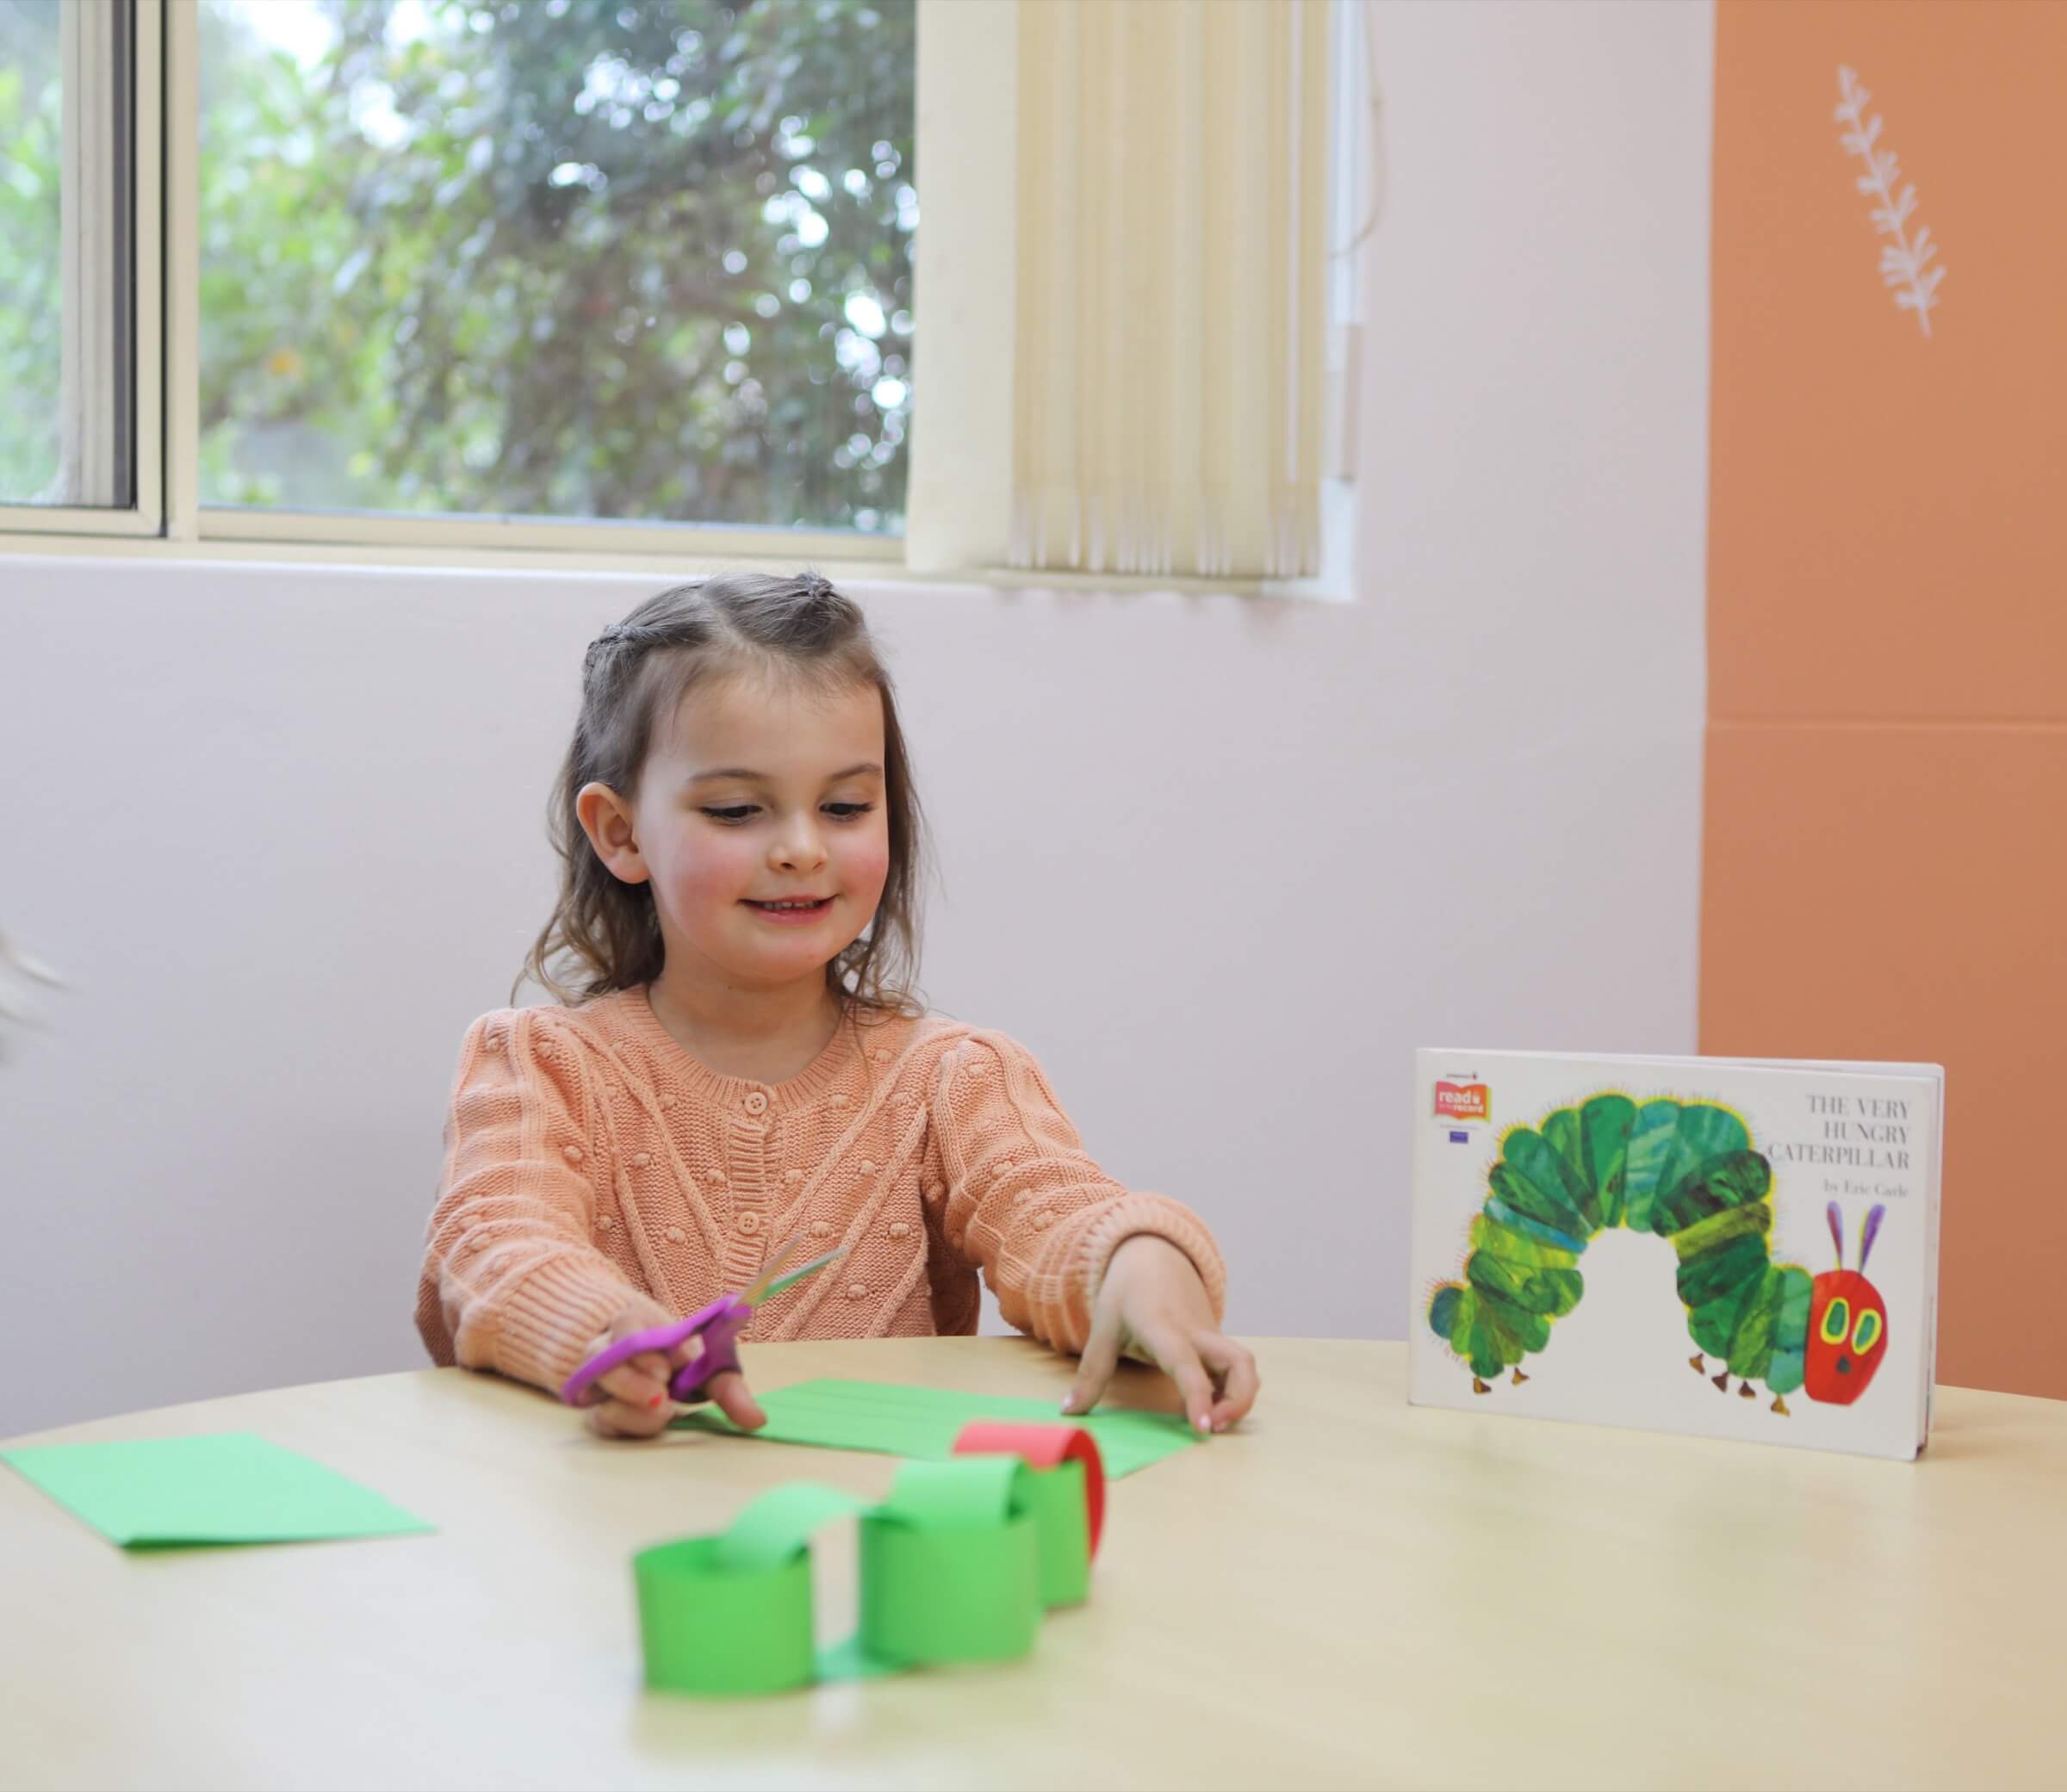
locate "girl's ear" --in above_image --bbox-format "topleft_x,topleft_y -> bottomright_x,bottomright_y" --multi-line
575,782 -> 650,885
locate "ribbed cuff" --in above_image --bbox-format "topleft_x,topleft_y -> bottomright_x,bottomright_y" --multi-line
488,1255 -> 673,1397
1052,1193 -> 1230,1353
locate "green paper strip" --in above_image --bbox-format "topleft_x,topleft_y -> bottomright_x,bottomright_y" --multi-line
861,1458 -> 1040,1667
714,1480 -> 872,1574
636,1454 -> 1067,1696
639,1480 -> 884,1695
1024,1460 -> 1090,1607
0,1433 -> 432,1548
813,1632 -> 901,1683
677,1378 -> 1198,1477
877,1453 -> 1027,1530
634,1533 -> 819,1696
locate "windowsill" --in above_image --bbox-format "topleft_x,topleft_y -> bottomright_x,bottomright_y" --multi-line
0,481 -> 1358,604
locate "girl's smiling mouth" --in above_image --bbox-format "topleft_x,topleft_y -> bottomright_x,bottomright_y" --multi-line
743,896 -> 835,923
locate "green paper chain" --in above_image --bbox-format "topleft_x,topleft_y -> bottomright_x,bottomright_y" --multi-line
632,1453 -> 1096,1696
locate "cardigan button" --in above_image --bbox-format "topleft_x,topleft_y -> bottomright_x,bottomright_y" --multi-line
743,1092 -> 769,1116
737,1212 -> 762,1235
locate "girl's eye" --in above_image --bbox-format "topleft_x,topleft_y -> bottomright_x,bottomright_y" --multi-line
699,803 -> 872,824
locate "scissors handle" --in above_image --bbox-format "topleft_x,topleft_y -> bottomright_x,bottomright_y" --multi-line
559,1293 -> 751,1410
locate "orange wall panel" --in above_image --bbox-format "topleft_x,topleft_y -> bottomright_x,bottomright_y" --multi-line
1709,0 -> 2067,723
1705,1 -> 2067,1398
1702,726 -> 2067,1398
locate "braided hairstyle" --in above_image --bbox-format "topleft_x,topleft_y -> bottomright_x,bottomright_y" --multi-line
521,572 -> 927,1014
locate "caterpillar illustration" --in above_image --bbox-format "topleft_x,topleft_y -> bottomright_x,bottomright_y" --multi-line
1427,1094 -> 1889,1416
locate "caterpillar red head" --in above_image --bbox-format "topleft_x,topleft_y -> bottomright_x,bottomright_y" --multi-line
1806,1202 -> 1888,1405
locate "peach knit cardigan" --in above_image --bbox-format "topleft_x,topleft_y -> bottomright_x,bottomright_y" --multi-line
416,988 -> 1227,1395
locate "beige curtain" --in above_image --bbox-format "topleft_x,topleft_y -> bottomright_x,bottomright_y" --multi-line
1010,0 -> 1331,580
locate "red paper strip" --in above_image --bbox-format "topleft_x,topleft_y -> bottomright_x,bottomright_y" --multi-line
952,1422 -> 1106,1557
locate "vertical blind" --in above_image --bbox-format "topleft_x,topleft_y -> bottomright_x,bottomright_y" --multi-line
1009,0 -> 1331,580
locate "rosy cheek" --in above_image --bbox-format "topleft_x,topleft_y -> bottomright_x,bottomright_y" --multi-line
841,833 -> 891,908
658,835 -> 755,916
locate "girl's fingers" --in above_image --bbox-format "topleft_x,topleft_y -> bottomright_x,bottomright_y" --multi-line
1062,1311 -> 1125,1417
1196,1332 -> 1261,1429
1138,1323 -> 1218,1434
599,1358 -> 671,1411
587,1396 -> 672,1440
703,1370 -> 767,1432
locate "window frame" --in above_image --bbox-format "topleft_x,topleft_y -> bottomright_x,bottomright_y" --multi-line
0,0 -> 1360,598
0,0 -> 161,537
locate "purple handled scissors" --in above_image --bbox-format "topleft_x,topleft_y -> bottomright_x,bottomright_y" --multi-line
559,1232 -> 851,1410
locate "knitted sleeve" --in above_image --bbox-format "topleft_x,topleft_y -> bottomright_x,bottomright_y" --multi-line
414,1008 -> 673,1395
923,1030 -> 1228,1355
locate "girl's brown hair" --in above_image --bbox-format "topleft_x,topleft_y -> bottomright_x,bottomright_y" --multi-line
522,572 -> 927,1016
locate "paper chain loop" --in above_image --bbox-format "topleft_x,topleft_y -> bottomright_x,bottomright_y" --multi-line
632,1422 -> 1106,1696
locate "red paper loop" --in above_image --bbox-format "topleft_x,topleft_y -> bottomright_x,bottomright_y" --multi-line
952,1422 -> 1106,1557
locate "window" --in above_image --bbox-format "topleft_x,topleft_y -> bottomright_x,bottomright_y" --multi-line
196,0 -> 913,537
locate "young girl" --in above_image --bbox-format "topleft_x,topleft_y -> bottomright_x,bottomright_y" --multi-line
416,573 -> 1258,1441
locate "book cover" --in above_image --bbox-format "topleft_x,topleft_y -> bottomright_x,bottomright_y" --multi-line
1407,1049 -> 1943,1460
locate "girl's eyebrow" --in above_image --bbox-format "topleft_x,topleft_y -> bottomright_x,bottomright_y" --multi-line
684,761 -> 884,785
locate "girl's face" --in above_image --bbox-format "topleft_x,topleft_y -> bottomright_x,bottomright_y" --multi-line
605,672 -> 891,995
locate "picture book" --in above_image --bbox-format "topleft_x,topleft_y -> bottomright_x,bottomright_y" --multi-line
1408,1048 -> 1942,1460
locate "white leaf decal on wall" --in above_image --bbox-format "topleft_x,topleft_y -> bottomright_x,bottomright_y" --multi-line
0,927 -> 65,1054
1836,65 -> 1945,338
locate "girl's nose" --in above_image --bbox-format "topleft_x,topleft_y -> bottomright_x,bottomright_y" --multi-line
771,820 -> 828,871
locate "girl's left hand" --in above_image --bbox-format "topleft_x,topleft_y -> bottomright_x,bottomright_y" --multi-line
1061,1235 -> 1260,1434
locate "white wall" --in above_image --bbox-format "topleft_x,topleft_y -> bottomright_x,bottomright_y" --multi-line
0,0 -> 1715,1437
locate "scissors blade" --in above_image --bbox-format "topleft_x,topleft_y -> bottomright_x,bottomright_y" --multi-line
744,1230 -> 805,1293
748,1244 -> 851,1305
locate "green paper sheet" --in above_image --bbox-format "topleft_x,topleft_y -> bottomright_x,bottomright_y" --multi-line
0,1432 -> 433,1549
677,1379 -> 1200,1477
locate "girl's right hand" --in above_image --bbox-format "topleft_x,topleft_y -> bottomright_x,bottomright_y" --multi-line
580,1310 -> 770,1440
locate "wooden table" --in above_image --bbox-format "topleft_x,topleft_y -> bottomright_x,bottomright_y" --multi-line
3,1338 -> 2064,1792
